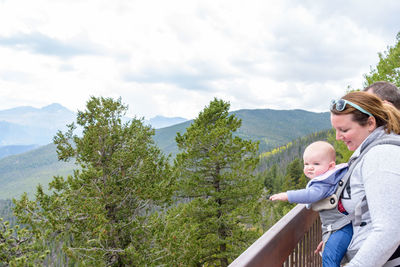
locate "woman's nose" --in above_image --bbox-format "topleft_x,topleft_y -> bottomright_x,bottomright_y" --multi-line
335,131 -> 341,140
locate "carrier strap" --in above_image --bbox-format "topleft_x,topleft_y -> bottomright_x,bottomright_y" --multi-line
383,245 -> 400,267
335,135 -> 400,203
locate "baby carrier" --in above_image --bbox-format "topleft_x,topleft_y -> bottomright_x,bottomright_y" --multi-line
311,135 -> 400,245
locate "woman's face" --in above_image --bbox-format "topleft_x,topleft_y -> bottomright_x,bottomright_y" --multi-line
330,113 -> 375,151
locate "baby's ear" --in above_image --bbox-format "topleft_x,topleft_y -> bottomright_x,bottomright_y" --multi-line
328,161 -> 336,170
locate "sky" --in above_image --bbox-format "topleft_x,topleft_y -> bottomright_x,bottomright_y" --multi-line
0,0 -> 399,120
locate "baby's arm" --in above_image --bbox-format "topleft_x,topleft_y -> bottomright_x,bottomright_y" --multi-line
286,182 -> 332,204
269,182 -> 332,203
269,192 -> 288,201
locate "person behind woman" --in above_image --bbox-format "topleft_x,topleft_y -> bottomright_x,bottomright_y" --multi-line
330,91 -> 400,266
363,81 -> 400,110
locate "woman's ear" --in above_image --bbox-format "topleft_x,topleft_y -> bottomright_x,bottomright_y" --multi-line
367,116 -> 377,132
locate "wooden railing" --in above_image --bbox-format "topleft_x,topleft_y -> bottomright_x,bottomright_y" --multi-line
229,204 -> 322,267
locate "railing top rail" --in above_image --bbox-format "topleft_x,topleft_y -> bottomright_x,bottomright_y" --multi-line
229,204 -> 319,267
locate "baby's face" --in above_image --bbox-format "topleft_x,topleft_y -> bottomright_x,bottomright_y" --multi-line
303,151 -> 333,179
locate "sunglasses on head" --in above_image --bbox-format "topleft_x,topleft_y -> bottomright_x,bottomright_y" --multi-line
330,99 -> 373,117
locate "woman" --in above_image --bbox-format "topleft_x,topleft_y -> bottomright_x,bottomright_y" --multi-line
330,91 -> 400,266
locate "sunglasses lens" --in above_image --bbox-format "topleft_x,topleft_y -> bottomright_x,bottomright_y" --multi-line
330,100 -> 336,110
335,99 -> 346,111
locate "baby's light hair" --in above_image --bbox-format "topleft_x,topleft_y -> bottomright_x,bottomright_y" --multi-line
304,141 -> 336,162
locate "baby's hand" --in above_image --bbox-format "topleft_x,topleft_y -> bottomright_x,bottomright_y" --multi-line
269,193 -> 288,201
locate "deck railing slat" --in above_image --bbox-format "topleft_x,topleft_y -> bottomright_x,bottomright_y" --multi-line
229,204 -> 321,267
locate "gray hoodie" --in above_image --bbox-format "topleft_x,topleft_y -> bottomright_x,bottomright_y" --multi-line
343,127 -> 400,267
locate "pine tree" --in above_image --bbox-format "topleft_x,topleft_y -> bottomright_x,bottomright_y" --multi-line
364,31 -> 400,87
264,164 -> 278,193
282,158 -> 304,191
166,98 -> 261,266
13,96 -> 173,266
0,218 -> 47,266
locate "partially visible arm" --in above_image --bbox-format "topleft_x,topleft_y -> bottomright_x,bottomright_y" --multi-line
346,145 -> 400,267
269,192 -> 288,201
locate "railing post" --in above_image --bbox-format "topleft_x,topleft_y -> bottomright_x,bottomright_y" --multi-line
229,204 -> 321,267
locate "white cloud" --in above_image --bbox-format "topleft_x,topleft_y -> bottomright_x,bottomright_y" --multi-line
0,0 -> 398,120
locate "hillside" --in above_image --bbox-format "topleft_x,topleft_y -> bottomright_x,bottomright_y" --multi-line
0,144 -> 38,159
0,143 -> 75,199
0,108 -> 332,199
155,109 -> 331,155
232,109 -> 330,150
257,129 -> 334,174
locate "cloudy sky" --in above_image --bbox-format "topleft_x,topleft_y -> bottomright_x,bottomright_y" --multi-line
0,0 -> 399,120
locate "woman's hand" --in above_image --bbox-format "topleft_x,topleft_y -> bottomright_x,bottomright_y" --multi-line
314,241 -> 323,255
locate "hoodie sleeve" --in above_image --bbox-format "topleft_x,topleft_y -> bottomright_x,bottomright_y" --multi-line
287,182 -> 332,204
346,145 -> 400,267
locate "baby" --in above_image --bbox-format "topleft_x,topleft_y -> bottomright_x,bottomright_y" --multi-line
270,141 -> 351,267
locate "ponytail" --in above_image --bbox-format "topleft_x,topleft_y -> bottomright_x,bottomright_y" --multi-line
382,103 -> 400,134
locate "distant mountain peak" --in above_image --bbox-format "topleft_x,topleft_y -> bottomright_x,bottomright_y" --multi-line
41,103 -> 72,112
0,103 -> 72,113
42,103 -> 63,109
151,115 -> 187,120
0,103 -> 76,146
146,115 -> 188,129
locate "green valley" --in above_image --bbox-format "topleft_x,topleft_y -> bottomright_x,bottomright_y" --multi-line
0,108 -> 331,200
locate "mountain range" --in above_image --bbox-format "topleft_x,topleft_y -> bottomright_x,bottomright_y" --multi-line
0,104 -> 75,147
0,104 -> 188,158
0,105 -> 332,199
